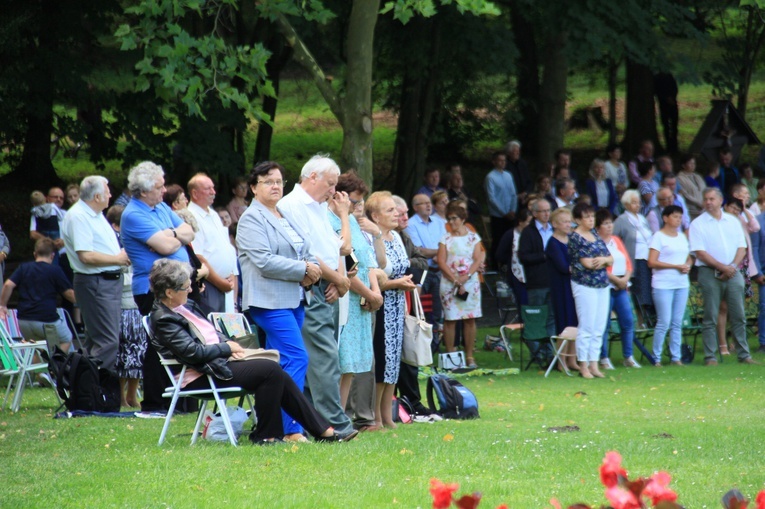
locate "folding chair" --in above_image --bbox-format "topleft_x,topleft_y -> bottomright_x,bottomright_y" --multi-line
141,317 -> 252,446
0,321 -> 58,412
500,305 -> 550,371
58,308 -> 84,351
545,327 -> 578,377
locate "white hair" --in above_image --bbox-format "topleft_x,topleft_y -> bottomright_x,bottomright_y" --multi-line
391,195 -> 407,209
127,161 -> 164,196
621,189 -> 640,207
300,154 -> 340,180
79,176 -> 109,202
505,140 -> 521,151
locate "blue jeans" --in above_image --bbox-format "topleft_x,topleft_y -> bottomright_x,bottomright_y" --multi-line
600,288 -> 634,360
759,283 -> 765,347
652,287 -> 689,362
248,306 -> 307,435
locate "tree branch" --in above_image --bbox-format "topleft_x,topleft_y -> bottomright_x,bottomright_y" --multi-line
272,12 -> 345,126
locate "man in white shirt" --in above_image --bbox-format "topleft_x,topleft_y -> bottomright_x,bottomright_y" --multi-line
689,187 -> 755,366
61,176 -> 130,370
187,174 -> 238,313
279,154 -> 357,440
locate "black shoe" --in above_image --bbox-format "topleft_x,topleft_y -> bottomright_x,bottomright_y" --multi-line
316,429 -> 359,443
249,433 -> 284,446
757,345 -> 765,354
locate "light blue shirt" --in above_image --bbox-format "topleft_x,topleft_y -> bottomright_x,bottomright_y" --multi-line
535,220 -> 553,249
405,214 -> 446,269
484,169 -> 517,218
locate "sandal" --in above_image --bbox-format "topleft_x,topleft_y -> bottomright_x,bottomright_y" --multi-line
466,357 -> 478,369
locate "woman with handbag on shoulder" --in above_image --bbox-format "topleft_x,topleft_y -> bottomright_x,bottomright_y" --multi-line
437,202 -> 485,369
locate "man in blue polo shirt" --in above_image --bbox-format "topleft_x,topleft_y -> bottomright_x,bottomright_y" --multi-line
120,161 -> 195,413
405,193 -> 446,328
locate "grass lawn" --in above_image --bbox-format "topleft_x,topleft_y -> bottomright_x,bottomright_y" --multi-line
3,327 -> 765,508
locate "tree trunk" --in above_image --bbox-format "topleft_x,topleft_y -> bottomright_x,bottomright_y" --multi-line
537,32 -> 568,165
509,3 -> 541,155
17,102 -> 60,186
608,59 -> 619,147
623,58 -> 659,156
339,0 -> 380,186
392,18 -> 441,200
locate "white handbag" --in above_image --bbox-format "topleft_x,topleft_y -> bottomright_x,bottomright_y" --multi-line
438,351 -> 467,371
402,291 -> 434,367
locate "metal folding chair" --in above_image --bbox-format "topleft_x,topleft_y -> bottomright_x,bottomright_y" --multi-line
0,321 -> 58,412
141,316 -> 252,446
545,327 -> 578,377
500,305 -> 550,370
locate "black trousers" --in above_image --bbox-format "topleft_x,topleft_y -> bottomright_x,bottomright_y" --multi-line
490,216 -> 513,268
185,359 -> 330,440
396,361 -> 431,415
135,293 -> 168,412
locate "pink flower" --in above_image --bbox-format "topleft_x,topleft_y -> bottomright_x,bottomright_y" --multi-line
550,499 -> 562,509
605,486 -> 641,509
430,478 -> 459,509
600,451 -> 628,488
642,472 -> 677,506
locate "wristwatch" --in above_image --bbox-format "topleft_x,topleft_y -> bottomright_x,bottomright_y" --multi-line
171,228 -> 177,238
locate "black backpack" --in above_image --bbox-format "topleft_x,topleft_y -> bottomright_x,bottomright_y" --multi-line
50,348 -> 121,412
426,374 -> 479,420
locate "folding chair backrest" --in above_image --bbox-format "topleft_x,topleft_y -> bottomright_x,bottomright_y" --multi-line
0,310 -> 23,341
142,316 -> 184,386
0,322 -> 19,371
208,313 -> 253,339
520,305 -> 549,341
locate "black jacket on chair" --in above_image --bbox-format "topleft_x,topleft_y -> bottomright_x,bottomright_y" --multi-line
149,300 -> 234,381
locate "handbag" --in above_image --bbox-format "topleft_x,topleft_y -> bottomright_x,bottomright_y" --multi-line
229,348 -> 280,363
438,351 -> 466,371
402,291 -> 434,367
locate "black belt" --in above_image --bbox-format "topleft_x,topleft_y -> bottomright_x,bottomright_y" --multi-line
80,270 -> 121,280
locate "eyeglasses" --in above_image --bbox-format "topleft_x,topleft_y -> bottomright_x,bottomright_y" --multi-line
174,284 -> 192,293
535,209 -> 551,214
447,216 -> 461,222
413,202 -> 429,207
257,179 -> 286,188
350,198 -> 364,206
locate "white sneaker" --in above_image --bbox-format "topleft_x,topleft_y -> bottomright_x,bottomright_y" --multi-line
623,356 -> 642,368
599,358 -> 615,370
38,372 -> 55,388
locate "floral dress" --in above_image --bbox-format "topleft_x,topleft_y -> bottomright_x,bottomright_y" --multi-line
568,229 -> 610,288
439,231 -> 483,321
328,212 -> 375,374
374,231 -> 409,384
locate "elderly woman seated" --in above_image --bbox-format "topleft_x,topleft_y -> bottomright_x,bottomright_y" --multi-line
148,258 -> 357,444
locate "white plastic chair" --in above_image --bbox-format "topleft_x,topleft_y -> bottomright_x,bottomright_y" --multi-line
141,316 -> 251,446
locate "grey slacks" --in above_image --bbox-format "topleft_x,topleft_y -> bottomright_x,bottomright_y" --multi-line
73,273 -> 122,371
697,266 -> 750,362
302,279 -> 354,434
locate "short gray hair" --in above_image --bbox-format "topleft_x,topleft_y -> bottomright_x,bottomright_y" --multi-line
150,259 -> 192,299
128,161 -> 164,196
621,189 -> 640,207
300,154 -> 340,180
505,140 -> 521,151
79,176 -> 109,202
703,187 -> 723,200
391,195 -> 407,209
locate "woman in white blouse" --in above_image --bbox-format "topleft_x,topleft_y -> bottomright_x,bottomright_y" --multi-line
612,190 -> 654,308
647,205 -> 691,366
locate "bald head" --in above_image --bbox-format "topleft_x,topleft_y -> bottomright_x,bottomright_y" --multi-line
412,193 -> 432,219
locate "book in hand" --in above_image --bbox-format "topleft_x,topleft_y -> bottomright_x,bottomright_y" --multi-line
346,249 -> 359,273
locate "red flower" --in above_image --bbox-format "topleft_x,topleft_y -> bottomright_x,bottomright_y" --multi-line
430,478 -> 459,509
605,486 -> 641,509
642,472 -> 677,506
757,491 -> 765,509
600,451 -> 628,488
550,498 -> 562,509
454,493 -> 482,509
496,505 -> 509,509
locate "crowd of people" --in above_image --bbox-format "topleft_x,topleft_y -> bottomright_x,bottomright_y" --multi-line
3,139 -> 764,441
487,140 -> 762,375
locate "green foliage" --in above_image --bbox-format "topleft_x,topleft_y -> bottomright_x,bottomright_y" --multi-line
381,0 -> 500,24
117,0 -> 273,120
